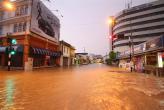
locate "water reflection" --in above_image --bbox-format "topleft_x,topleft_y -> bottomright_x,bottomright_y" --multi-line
2,78 -> 15,110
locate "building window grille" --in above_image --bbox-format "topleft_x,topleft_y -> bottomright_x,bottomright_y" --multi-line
13,24 -> 18,33
23,22 -> 27,31
18,23 -> 22,32
14,22 -> 27,33
20,7 -> 24,15
15,7 -> 20,16
25,5 -> 28,14
15,5 -> 28,17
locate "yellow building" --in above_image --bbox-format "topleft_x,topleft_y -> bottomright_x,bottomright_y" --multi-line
60,40 -> 75,66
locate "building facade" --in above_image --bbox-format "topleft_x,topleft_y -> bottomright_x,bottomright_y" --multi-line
118,35 -> 164,76
0,0 -> 61,70
113,0 -> 164,53
75,53 -> 89,65
60,40 -> 75,66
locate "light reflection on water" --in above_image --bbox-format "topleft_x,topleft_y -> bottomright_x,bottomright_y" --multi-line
0,78 -> 15,110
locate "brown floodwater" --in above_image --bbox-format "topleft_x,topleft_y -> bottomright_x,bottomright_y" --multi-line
0,64 -> 164,110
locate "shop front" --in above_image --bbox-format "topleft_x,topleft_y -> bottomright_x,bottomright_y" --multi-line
118,50 -> 131,70
133,43 -> 146,72
133,56 -> 144,73
144,36 -> 164,75
30,47 -> 61,68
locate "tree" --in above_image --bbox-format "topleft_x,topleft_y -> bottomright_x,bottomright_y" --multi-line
109,51 -> 116,60
106,51 -> 117,65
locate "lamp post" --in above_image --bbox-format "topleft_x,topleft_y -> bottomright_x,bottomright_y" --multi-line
108,16 -> 115,52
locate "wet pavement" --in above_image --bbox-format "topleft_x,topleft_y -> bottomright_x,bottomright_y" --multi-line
0,64 -> 164,110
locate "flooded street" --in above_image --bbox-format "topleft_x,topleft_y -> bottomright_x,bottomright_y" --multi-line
0,64 -> 164,110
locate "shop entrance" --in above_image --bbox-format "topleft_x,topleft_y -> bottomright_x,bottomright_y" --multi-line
63,57 -> 69,66
146,53 -> 157,66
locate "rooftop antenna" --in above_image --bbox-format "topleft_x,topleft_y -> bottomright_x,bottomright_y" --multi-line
127,0 -> 133,9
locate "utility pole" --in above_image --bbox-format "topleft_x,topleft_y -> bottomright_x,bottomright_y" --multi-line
128,0 -> 134,72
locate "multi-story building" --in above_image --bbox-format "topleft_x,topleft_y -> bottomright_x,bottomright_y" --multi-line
112,0 -> 164,53
0,0 -> 61,70
60,40 -> 75,66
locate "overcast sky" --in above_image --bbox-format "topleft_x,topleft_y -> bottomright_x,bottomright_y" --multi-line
44,0 -> 156,55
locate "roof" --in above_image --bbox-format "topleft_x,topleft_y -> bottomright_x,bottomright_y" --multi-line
60,40 -> 76,50
75,53 -> 88,55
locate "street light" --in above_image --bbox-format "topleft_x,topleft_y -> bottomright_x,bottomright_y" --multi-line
108,16 -> 115,51
3,1 -> 15,11
108,17 -> 114,25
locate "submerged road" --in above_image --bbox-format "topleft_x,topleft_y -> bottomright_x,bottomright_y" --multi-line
0,64 -> 164,110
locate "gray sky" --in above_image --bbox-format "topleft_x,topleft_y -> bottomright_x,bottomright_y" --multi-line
45,0 -> 156,55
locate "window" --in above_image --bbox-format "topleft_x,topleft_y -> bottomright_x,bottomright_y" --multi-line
13,24 -> 18,32
25,5 -> 28,14
15,5 -> 28,17
20,7 -> 24,15
0,25 -> 3,35
64,47 -> 65,53
23,22 -> 27,31
18,23 -> 22,32
13,22 -> 26,33
15,7 -> 20,16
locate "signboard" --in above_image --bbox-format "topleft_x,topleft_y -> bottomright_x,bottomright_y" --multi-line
134,43 -> 145,54
31,0 -> 60,42
146,37 -> 163,50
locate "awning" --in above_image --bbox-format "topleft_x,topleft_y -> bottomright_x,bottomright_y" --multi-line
0,47 -> 6,53
31,47 -> 61,57
0,45 -> 23,53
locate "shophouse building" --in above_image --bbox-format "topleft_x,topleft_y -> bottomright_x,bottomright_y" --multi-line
0,0 -> 61,70
60,40 -> 75,66
118,35 -> 164,76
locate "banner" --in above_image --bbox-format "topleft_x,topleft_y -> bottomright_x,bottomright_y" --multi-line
31,0 -> 60,42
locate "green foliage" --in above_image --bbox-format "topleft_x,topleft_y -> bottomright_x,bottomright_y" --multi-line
109,51 -> 116,60
105,51 -> 117,65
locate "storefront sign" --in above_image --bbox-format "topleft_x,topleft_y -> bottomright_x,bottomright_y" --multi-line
31,0 -> 60,42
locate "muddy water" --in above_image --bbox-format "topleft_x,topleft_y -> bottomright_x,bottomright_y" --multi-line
0,64 -> 164,110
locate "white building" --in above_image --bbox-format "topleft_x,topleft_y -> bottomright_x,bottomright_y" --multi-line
113,0 -> 164,53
